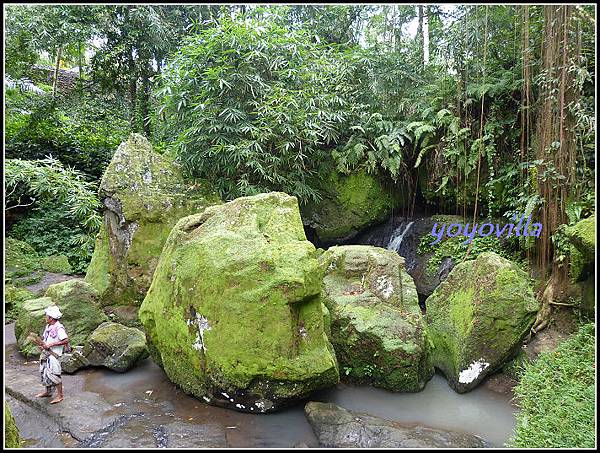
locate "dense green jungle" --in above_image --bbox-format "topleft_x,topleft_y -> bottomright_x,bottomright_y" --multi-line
4,4 -> 596,449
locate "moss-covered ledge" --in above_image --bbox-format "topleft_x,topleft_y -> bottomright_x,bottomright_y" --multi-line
301,169 -> 402,246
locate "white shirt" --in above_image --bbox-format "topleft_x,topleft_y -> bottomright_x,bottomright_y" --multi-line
42,321 -> 68,356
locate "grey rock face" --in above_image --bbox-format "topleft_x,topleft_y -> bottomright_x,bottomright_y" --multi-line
305,401 -> 487,448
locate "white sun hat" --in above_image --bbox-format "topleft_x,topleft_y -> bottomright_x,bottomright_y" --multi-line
45,305 -> 63,320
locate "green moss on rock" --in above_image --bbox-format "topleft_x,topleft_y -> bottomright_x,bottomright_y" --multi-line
85,133 -> 221,308
426,252 -> 538,393
566,215 -> 595,282
319,245 -> 433,392
41,254 -> 73,274
82,322 -> 148,372
5,237 -> 40,280
5,285 -> 35,322
14,280 -> 108,359
139,192 -> 339,412
301,170 -> 402,245
4,401 -> 21,448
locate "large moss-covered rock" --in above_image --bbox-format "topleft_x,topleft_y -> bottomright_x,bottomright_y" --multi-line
41,254 -> 73,274
566,214 -> 595,282
426,252 -> 538,393
84,133 -> 221,311
4,401 -> 21,448
319,245 -> 433,392
14,280 -> 108,359
139,192 -> 339,413
62,322 -> 148,373
565,215 -> 595,317
5,237 -> 40,280
301,170 -> 401,246
5,285 -> 35,322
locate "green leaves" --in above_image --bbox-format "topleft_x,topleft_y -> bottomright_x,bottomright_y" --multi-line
337,112 -> 409,180
5,158 -> 102,234
158,16 -> 354,203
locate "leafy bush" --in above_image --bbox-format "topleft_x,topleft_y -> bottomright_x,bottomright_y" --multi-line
158,17 -> 359,203
5,87 -> 129,180
5,157 -> 102,232
9,202 -> 96,275
509,323 -> 595,448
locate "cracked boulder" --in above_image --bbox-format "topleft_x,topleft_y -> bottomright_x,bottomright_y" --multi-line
139,192 -> 339,413
84,134 -> 221,320
14,280 -> 108,359
319,245 -> 433,392
425,252 -> 538,393
62,322 -> 148,373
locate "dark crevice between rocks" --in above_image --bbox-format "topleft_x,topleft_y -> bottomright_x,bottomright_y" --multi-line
418,293 -> 428,314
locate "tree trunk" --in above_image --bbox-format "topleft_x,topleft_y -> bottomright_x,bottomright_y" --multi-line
531,5 -> 578,333
129,55 -> 138,132
79,41 -> 83,79
141,60 -> 151,138
52,45 -> 63,97
423,6 -> 430,65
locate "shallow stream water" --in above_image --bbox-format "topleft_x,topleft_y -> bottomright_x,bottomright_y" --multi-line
81,358 -> 517,447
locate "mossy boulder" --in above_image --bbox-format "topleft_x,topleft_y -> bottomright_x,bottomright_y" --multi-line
85,322 -> 148,372
5,237 -> 40,280
62,322 -> 148,373
5,285 -> 35,322
319,245 -> 433,392
426,252 -> 538,393
41,254 -> 73,274
139,192 -> 339,413
4,401 -> 21,448
301,170 -> 401,246
5,285 -> 35,306
84,133 -> 221,309
566,215 -> 595,282
565,215 -> 595,317
14,280 -> 108,359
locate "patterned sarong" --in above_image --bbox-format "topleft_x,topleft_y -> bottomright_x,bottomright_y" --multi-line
39,350 -> 62,387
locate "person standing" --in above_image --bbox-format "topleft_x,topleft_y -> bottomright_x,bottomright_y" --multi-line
35,305 -> 69,404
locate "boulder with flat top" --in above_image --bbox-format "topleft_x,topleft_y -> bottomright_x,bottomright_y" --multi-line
139,192 -> 339,412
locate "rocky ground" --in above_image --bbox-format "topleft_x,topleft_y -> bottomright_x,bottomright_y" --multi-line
24,272 -> 78,297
